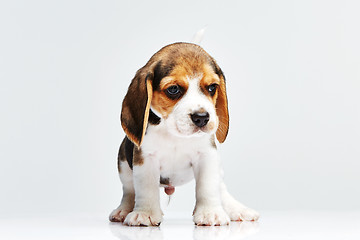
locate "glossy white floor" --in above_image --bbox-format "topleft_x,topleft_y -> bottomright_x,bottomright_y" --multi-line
1,211 -> 359,240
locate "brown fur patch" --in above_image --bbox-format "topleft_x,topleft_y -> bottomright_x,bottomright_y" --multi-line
118,138 -> 126,161
133,147 -> 144,166
159,76 -> 189,90
117,138 -> 126,173
199,65 -> 221,103
215,75 -> 229,143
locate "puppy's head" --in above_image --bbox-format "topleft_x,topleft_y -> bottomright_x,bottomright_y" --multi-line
121,43 -> 229,147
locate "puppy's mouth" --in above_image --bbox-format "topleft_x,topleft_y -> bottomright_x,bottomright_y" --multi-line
192,129 -> 207,136
174,121 -> 216,137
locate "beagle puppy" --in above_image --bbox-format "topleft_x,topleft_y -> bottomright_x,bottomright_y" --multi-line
109,42 -> 259,226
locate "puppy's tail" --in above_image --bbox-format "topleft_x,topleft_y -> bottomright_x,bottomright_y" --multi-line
191,26 -> 207,45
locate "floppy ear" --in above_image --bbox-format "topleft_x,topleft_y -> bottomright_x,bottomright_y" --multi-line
121,68 -> 153,147
214,66 -> 229,143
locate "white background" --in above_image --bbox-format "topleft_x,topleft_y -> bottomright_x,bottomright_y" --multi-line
1,0 -> 359,220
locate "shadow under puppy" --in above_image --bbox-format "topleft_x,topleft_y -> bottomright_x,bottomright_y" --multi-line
109,42 -> 259,226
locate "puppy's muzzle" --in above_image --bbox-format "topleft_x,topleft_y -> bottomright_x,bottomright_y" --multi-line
190,111 -> 210,128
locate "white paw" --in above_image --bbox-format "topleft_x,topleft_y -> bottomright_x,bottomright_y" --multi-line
224,204 -> 260,221
123,209 -> 163,226
109,205 -> 133,222
193,206 -> 230,226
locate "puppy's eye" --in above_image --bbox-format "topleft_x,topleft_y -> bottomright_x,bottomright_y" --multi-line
207,84 -> 218,96
167,85 -> 180,95
165,85 -> 182,99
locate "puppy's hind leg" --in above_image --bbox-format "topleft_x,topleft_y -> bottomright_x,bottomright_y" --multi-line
220,178 -> 260,221
109,146 -> 135,222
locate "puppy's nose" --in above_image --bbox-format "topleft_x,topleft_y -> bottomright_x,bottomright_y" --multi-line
191,112 -> 210,127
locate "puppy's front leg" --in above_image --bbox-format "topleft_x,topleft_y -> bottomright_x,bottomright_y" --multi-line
123,148 -> 163,226
192,149 -> 230,226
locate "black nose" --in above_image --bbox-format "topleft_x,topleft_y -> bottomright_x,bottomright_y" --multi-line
191,112 -> 210,127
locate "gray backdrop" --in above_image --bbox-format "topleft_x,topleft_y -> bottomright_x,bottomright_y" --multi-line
1,0 -> 359,217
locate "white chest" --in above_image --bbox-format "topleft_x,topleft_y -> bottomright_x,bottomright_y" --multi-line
141,123 -> 212,187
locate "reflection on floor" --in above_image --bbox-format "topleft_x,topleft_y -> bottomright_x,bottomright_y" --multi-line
109,219 -> 258,240
0,211 -> 359,240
